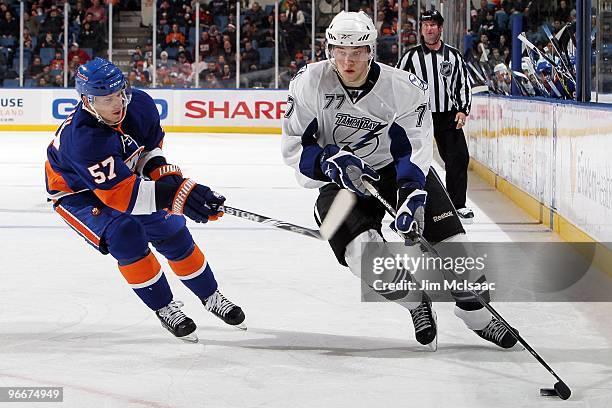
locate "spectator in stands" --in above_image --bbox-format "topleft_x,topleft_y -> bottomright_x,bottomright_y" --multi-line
246,2 -> 266,28
22,27 -> 32,44
38,31 -> 57,50
223,23 -> 237,45
469,9 -> 481,33
27,55 -> 44,78
220,64 -> 233,84
286,4 -> 306,47
131,45 -> 143,63
40,6 -> 63,36
87,0 -> 107,24
134,61 -> 150,85
0,10 -> 18,38
181,11 -> 194,30
479,11 -> 499,44
199,60 -> 220,81
555,0 -> 571,22
0,47 -> 7,82
68,42 -> 91,64
83,12 -> 101,32
192,53 -> 206,77
489,47 -> 503,66
37,76 -> 49,87
166,23 -> 186,47
241,41 -> 259,72
200,31 -> 218,59
176,51 -> 189,66
221,40 -> 235,65
204,72 -> 221,88
216,55 -> 232,74
52,74 -> 64,87
176,62 -> 194,87
50,50 -> 64,71
382,43 -> 399,66
375,10 -> 386,35
79,21 -> 104,57
157,50 -> 175,69
23,38 -> 34,53
211,0 -> 227,17
24,11 -> 40,38
71,0 -> 87,27
279,60 -> 298,87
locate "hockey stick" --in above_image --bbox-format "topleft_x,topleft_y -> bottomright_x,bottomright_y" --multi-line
220,190 -> 356,241
361,179 -> 572,400
221,205 -> 323,239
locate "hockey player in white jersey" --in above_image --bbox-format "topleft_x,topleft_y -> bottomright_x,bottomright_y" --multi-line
281,11 -> 518,350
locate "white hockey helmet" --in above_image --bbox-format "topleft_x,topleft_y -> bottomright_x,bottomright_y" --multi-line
325,11 -> 377,61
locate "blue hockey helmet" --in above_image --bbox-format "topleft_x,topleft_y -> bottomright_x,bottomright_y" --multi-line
76,58 -> 131,125
76,57 -> 126,97
536,59 -> 552,75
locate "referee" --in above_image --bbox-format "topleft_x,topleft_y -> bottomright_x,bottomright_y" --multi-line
397,10 -> 474,223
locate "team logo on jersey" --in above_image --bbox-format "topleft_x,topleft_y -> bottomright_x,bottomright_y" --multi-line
407,73 -> 428,92
440,61 -> 453,77
332,113 -> 386,158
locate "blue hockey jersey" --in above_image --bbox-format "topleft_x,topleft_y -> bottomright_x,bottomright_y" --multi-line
45,89 -> 164,214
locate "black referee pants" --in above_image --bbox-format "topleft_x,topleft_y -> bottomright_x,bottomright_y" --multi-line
431,111 -> 469,209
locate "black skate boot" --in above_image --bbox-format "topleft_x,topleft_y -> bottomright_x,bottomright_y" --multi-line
202,290 -> 246,330
409,292 -> 437,351
156,300 -> 198,343
474,317 -> 518,349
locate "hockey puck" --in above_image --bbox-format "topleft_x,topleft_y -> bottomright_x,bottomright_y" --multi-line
540,388 -> 557,397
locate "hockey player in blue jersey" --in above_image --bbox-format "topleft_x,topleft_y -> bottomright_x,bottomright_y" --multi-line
45,58 -> 246,342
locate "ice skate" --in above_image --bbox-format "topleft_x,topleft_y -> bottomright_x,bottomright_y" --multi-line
156,300 -> 198,343
474,317 -> 518,349
202,290 -> 246,330
456,207 -> 474,224
410,292 -> 438,351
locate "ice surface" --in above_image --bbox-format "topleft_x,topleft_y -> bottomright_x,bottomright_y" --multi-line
0,132 -> 610,407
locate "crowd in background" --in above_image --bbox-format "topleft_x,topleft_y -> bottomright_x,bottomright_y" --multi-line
0,0 -> 581,98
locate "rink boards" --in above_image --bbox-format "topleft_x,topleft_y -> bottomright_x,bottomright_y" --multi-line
466,95 -> 612,247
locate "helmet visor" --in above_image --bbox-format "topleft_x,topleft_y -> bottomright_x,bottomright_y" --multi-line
329,46 -> 372,62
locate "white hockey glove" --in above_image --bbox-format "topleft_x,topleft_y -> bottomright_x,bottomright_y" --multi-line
319,145 -> 380,197
395,186 -> 427,246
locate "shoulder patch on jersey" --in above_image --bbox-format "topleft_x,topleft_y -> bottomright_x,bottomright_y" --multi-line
407,73 -> 428,92
292,65 -> 307,81
284,95 -> 295,118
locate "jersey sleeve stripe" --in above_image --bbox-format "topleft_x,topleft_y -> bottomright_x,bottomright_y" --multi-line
388,122 -> 426,188
94,174 -> 139,213
298,118 -> 326,180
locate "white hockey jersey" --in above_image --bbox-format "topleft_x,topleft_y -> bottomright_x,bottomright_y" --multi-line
281,60 -> 433,190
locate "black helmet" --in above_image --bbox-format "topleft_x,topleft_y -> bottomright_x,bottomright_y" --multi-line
420,10 -> 444,26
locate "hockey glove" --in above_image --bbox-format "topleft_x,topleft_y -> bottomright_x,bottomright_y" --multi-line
169,179 -> 225,223
320,145 -> 380,197
395,185 -> 427,246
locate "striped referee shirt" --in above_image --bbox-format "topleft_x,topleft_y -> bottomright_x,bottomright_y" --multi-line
397,41 -> 472,115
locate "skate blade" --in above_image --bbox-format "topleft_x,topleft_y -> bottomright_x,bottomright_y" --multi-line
459,217 -> 474,225
510,342 -> 525,351
425,310 -> 438,352
178,333 -> 199,343
232,322 -> 247,331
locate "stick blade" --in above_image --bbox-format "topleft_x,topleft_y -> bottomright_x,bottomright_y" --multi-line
319,189 -> 357,240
